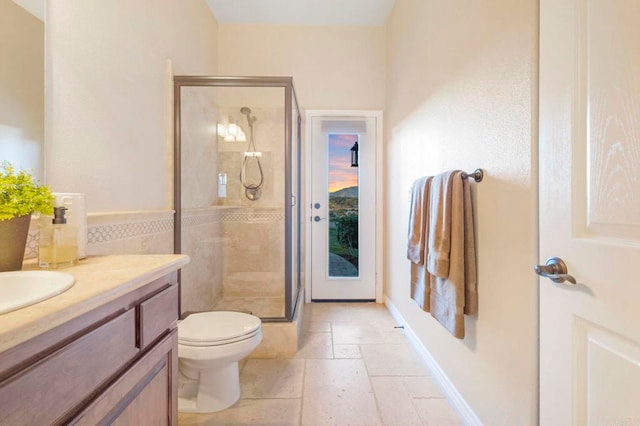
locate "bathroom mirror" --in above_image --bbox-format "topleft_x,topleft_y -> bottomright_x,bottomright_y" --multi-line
0,0 -> 45,182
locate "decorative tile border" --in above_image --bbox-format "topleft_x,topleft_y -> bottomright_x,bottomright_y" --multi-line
87,210 -> 174,245
181,206 -> 226,227
181,206 -> 285,224
87,219 -> 173,244
24,229 -> 39,259
182,214 -> 221,227
222,212 -> 284,223
24,211 -> 174,259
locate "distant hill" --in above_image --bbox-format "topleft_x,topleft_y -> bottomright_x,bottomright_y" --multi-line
330,186 -> 358,198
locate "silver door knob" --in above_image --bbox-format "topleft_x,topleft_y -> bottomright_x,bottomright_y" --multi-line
313,216 -> 326,222
534,257 -> 576,285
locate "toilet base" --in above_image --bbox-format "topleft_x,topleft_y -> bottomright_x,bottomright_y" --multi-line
178,361 -> 241,413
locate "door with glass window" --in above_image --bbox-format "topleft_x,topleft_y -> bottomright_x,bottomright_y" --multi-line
309,114 -> 377,300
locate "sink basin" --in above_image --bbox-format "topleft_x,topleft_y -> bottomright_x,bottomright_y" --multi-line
0,271 -> 75,315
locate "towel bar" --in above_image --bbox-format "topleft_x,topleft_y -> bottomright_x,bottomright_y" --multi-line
462,169 -> 484,182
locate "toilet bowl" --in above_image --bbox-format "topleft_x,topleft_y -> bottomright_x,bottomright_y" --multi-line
177,311 -> 262,413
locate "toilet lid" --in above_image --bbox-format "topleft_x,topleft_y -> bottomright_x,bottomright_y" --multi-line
178,311 -> 261,345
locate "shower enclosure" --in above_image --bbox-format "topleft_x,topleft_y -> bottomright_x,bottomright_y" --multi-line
173,76 -> 301,322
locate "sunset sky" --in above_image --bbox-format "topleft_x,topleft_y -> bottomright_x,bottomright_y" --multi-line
328,134 -> 359,192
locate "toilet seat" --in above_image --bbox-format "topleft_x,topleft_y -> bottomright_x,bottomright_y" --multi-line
178,311 -> 261,347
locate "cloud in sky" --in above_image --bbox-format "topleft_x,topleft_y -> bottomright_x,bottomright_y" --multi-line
328,134 -> 358,192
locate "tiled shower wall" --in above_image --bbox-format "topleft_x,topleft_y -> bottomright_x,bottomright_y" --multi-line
219,208 -> 285,317
180,206 -> 224,312
215,106 -> 287,316
217,107 -> 285,209
178,86 -> 223,312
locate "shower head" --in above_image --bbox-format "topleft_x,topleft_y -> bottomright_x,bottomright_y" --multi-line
240,106 -> 257,128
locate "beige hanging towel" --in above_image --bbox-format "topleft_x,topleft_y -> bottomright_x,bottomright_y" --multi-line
429,170 -> 478,338
426,171 -> 456,278
408,176 -> 433,310
407,176 -> 431,265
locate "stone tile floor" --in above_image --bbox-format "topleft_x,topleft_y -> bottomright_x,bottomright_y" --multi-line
179,302 -> 462,425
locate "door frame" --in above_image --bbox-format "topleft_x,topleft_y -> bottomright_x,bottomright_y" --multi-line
304,110 -> 384,303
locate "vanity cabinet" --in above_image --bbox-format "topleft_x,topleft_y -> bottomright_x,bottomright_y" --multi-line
0,268 -> 182,426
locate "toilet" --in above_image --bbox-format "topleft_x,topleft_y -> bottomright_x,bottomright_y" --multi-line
177,311 -> 262,413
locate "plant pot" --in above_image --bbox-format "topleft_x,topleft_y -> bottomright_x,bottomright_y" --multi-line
0,214 -> 31,272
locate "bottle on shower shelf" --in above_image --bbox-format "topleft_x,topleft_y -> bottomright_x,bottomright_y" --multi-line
218,173 -> 227,203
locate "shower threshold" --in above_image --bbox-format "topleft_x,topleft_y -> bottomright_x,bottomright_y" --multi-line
212,296 -> 285,319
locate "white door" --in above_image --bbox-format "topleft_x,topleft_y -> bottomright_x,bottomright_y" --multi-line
540,1 -> 640,424
308,113 -> 378,300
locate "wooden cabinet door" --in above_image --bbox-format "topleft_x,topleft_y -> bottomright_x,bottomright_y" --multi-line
72,330 -> 178,426
0,309 -> 137,425
111,360 -> 170,426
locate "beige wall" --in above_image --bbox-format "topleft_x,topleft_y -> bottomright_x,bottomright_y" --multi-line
45,0 -> 219,212
218,24 -> 386,110
0,0 -> 44,181
385,0 -> 538,424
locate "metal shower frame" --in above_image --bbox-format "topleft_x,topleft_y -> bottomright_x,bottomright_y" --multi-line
173,76 -> 302,322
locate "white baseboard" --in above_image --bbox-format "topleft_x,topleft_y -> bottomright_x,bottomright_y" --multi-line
384,297 -> 483,426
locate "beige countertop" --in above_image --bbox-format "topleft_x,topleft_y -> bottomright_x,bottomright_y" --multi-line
0,254 -> 189,354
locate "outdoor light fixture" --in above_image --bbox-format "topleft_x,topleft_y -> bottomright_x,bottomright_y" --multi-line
350,139 -> 359,168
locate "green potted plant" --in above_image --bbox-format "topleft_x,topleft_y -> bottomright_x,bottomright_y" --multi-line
0,162 -> 54,272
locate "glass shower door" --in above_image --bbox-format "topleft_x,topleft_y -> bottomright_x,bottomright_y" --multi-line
174,77 -> 300,321
288,88 -> 302,320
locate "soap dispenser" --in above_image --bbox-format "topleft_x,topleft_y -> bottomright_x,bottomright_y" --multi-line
39,206 -> 79,269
